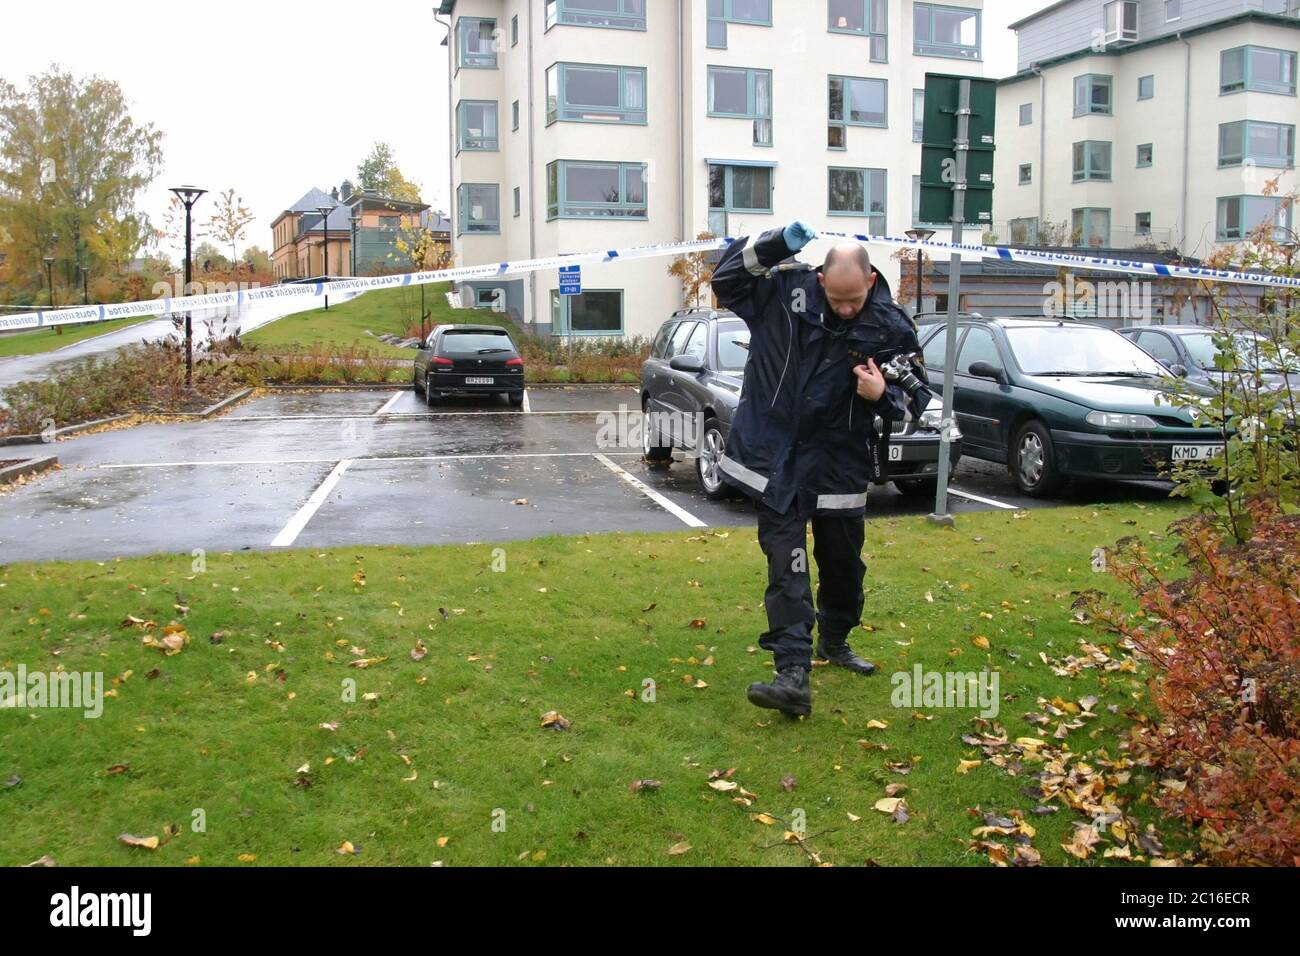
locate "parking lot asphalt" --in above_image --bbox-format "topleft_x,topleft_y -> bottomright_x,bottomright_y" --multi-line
0,386 -> 1174,564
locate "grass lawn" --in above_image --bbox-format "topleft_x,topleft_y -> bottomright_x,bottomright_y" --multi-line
0,317 -> 152,359
244,284 -> 478,360
0,501 -> 1195,867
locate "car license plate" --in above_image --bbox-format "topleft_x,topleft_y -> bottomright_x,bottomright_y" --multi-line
1171,444 -> 1224,462
464,377 -> 494,385
888,445 -> 903,461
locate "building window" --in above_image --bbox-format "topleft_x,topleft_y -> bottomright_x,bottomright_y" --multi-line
828,166 -> 886,231
456,100 -> 499,152
829,75 -> 887,127
913,89 -> 925,141
1018,102 -> 1032,125
1136,142 -> 1153,167
513,186 -> 521,218
1137,74 -> 1154,100
1165,0 -> 1180,22
707,66 -> 772,145
1072,207 -> 1111,247
1217,195 -> 1292,241
1218,120 -> 1296,168
707,0 -> 772,49
546,161 -> 647,219
512,100 -> 520,131
1072,141 -> 1112,181
546,63 -> 647,125
1073,74 -> 1112,115
913,3 -> 980,61
456,17 -> 498,70
1009,217 -> 1039,244
457,184 -> 500,235
545,0 -> 646,31
1221,46 -> 1297,95
551,289 -> 624,335
911,175 -> 947,227
511,14 -> 519,45
827,0 -> 888,62
1135,211 -> 1151,235
1101,1 -> 1138,45
708,162 -> 773,213
1018,163 -> 1032,185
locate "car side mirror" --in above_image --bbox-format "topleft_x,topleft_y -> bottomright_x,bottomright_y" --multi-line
670,354 -> 705,373
968,361 -> 1008,385
1170,363 -> 1188,378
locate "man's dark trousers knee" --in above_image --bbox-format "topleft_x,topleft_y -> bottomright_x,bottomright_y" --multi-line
755,500 -> 866,672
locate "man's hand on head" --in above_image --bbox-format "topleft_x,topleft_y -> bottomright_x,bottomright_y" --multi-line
854,359 -> 886,403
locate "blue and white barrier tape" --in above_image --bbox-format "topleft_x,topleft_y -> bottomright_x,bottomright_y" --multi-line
2,229 -> 1295,333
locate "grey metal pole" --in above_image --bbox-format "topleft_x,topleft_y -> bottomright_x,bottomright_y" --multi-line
928,77 -> 971,528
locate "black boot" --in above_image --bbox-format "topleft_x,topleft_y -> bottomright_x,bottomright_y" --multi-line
747,666 -> 812,717
815,639 -> 876,675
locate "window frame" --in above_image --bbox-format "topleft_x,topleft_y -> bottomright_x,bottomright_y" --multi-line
913,88 -> 925,142
545,62 -> 648,126
513,186 -> 521,218
512,99 -> 520,131
457,183 -> 501,236
827,165 -> 887,231
827,0 -> 888,63
828,74 -> 888,129
1217,119 -> 1296,168
456,99 -> 500,153
1018,102 -> 1032,125
1072,207 -> 1112,247
1164,0 -> 1180,23
707,0 -> 773,50
1135,211 -> 1152,236
544,0 -> 646,32
1018,163 -> 1032,185
456,17 -> 498,70
707,66 -> 773,145
1101,0 -> 1138,45
1072,140 -> 1113,181
1073,73 -> 1113,116
708,162 -> 775,214
550,288 -> 625,336
1137,74 -> 1154,100
1220,45 -> 1298,96
1216,195 -> 1293,241
912,3 -> 981,61
1136,142 -> 1153,168
545,160 -> 649,221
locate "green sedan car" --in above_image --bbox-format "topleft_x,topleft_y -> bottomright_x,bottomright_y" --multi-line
917,316 -> 1222,497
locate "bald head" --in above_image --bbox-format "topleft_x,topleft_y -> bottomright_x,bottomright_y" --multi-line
819,242 -> 875,320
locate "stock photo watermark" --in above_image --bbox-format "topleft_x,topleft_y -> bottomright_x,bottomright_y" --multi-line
0,666 -> 104,719
890,664 -> 1000,718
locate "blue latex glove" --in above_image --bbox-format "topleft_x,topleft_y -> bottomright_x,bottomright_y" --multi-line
783,220 -> 817,252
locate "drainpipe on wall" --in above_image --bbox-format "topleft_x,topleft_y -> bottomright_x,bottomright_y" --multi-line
435,10 -> 454,294
1031,64 -> 1045,236
527,0 -> 538,332
678,0 -> 686,250
1180,32 -> 1191,261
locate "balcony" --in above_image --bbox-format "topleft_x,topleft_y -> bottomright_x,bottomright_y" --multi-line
982,220 -> 1175,251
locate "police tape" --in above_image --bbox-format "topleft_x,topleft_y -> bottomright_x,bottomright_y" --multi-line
2,228 -> 1296,333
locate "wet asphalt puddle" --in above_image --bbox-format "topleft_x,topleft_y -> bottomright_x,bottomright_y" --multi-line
0,386 -> 1171,564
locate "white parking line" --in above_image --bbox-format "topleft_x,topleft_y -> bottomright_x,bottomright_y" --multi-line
947,486 -> 1018,510
101,451 -> 644,469
593,453 -> 707,528
271,459 -> 353,548
374,393 -> 403,414
522,389 -> 531,413
216,410 -> 610,422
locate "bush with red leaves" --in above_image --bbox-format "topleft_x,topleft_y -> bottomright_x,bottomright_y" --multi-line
1093,496 -> 1300,866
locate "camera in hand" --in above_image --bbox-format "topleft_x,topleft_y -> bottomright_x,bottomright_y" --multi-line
879,351 -> 929,402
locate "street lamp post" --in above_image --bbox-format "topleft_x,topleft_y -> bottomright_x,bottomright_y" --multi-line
170,185 -> 207,390
349,213 -> 360,278
42,256 -> 55,310
904,228 -> 936,317
317,204 -> 335,310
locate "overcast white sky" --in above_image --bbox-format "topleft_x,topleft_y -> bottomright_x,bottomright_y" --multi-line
0,0 -> 1053,260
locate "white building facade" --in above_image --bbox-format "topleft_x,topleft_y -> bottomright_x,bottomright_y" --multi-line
437,0 -> 986,340
993,0 -> 1298,258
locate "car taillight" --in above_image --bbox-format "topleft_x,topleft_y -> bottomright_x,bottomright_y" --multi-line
432,356 -> 453,366
506,357 -> 523,367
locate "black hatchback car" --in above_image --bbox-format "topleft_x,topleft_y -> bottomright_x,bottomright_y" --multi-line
415,324 -> 525,406
917,315 -> 1222,496
640,307 -> 961,500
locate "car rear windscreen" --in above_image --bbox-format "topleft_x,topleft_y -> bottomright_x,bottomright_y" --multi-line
440,330 -> 515,354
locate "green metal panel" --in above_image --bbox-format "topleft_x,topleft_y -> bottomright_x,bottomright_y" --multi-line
918,72 -> 996,226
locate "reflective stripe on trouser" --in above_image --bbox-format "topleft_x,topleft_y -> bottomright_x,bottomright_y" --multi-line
754,500 -> 867,672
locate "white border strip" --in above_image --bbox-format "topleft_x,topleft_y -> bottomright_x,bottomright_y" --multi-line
101,451 -> 644,470
947,486 -> 1018,510
271,459 -> 353,547
593,453 -> 707,528
374,393 -> 403,415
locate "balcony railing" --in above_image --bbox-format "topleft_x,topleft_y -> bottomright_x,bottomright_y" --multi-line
981,221 -> 1175,250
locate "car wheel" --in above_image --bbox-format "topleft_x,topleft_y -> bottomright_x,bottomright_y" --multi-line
508,391 -> 524,408
642,399 -> 672,462
894,477 -> 938,498
1013,420 -> 1064,497
696,419 -> 733,499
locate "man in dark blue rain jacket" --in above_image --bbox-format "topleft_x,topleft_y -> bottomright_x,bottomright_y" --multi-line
711,220 -> 932,718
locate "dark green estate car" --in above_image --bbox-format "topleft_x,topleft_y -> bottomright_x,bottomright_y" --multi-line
917,316 -> 1222,497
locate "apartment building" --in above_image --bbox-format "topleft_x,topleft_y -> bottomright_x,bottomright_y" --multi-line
437,0 -> 986,339
994,0 -> 1299,257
